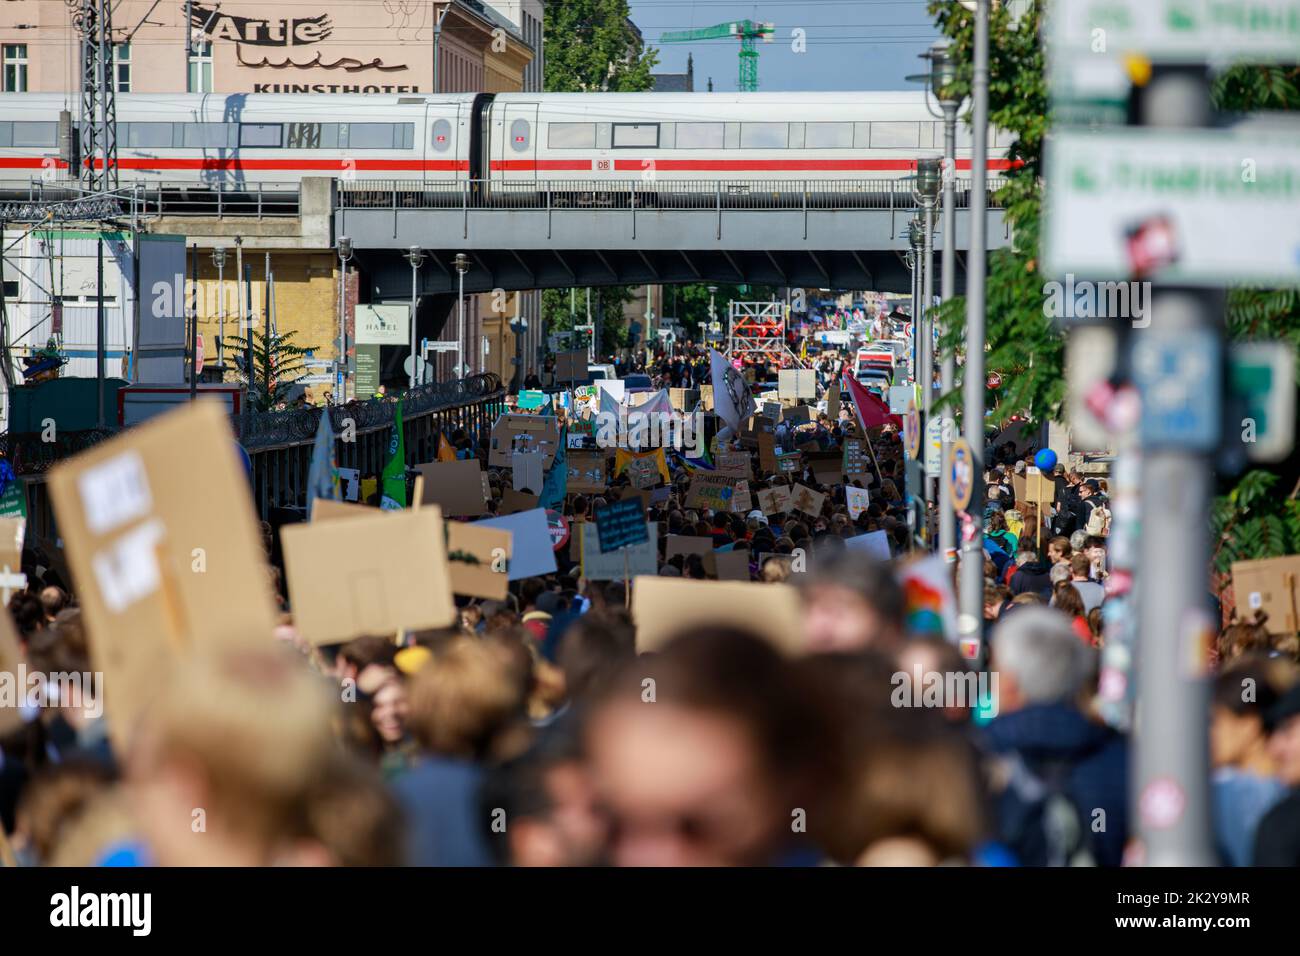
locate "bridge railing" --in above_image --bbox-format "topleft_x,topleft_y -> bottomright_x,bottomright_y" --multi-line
0,180 -> 301,220
337,178 -> 1009,211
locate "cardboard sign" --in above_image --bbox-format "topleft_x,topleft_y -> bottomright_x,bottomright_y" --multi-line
282,507 -> 456,645
46,401 -> 278,751
843,438 -> 870,477
731,480 -> 754,514
417,459 -> 489,517
498,488 -> 540,515
776,453 -> 802,476
846,529 -> 892,562
781,404 -> 813,424
827,384 -> 841,422
631,577 -> 804,654
779,369 -> 816,400
1231,555 -> 1300,636
489,414 -> 560,469
757,486 -> 792,515
670,388 -> 699,412
686,474 -> 736,511
582,521 -> 658,581
715,450 -> 752,479
594,498 -> 649,554
554,348 -> 588,382
1025,468 -> 1055,504
475,509 -> 558,580
758,433 -> 779,473
807,451 -> 844,486
511,449 -> 546,495
700,384 -> 714,411
627,456 -> 661,490
711,549 -> 752,582
789,484 -> 826,517
447,521 -> 512,600
762,401 -> 783,422
847,486 -> 871,520
665,535 -> 714,560
0,598 -> 22,735
312,499 -> 371,522
566,451 -> 608,494
0,517 -> 24,574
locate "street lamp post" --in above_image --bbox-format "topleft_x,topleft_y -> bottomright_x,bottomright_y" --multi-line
335,236 -> 353,404
211,245 -> 227,379
914,157 -> 942,542
453,253 -> 470,380
907,219 -> 925,392
958,0 -> 991,652
404,245 -> 425,390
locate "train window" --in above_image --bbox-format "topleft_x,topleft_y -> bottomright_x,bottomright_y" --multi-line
9,121 -> 56,147
240,123 -> 282,148
871,122 -> 920,148
724,123 -> 740,149
675,123 -> 723,149
596,123 -> 611,149
789,123 -> 805,149
342,123 -> 411,149
740,123 -> 789,149
919,122 -> 933,148
431,118 -> 452,152
547,123 -> 595,149
510,118 -> 530,152
124,122 -> 173,148
854,123 -> 871,149
805,122 -> 853,149
286,123 -> 323,149
0,124 -> 10,148
182,123 -> 234,148
659,123 -> 676,149
612,124 -> 658,148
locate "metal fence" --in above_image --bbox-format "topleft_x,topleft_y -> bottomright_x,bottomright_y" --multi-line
6,373 -> 506,537
0,180 -> 301,220
338,177 -> 1010,212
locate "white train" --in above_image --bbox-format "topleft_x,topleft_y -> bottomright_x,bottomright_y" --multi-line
0,91 -> 1016,197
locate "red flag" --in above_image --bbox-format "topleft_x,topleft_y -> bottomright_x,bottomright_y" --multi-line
842,371 -> 902,431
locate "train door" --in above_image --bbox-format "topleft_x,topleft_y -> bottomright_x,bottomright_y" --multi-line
495,102 -> 539,197
427,104 -> 458,186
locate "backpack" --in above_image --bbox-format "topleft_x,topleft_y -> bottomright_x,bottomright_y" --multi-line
1085,501 -> 1112,537
997,754 -> 1097,867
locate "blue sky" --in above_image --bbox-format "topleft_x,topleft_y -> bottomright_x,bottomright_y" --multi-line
627,0 -> 941,92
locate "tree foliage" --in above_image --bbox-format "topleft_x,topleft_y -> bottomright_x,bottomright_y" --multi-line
224,328 -> 316,412
544,0 -> 659,93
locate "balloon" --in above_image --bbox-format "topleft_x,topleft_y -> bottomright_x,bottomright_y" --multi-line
1034,448 -> 1058,472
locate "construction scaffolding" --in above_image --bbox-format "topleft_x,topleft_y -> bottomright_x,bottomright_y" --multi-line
727,300 -> 803,368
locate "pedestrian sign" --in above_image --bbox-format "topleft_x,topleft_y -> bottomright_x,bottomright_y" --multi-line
1133,328 -> 1222,451
1231,342 -> 1297,462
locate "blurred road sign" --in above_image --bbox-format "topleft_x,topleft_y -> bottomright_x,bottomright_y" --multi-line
1230,343 -> 1297,462
1044,127 -> 1300,285
1133,328 -> 1222,451
925,416 -> 943,477
1048,0 -> 1300,66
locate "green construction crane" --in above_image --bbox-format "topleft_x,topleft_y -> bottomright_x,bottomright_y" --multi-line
660,20 -> 776,93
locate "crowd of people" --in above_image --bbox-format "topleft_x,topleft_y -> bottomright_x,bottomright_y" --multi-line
1,341 -> 1298,869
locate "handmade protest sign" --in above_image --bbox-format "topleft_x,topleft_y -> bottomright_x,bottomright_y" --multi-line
776,453 -> 802,476
282,506 -> 456,645
1231,555 -> 1300,636
594,498 -> 650,554
498,488 -> 540,515
566,451 -> 608,493
730,480 -> 754,514
715,450 -> 752,479
489,414 -> 560,469
685,474 -> 736,511
416,459 -> 489,517
512,449 -> 545,495
758,433 -> 779,472
47,401 -> 278,752
475,509 -> 558,580
757,486 -> 792,515
807,451 -> 844,486
778,369 -> 816,400
847,486 -> 871,520
582,521 -> 658,581
446,521 -> 511,600
0,518 -> 25,603
842,438 -> 870,477
0,598 -> 22,735
789,484 -> 826,517
631,577 -> 804,653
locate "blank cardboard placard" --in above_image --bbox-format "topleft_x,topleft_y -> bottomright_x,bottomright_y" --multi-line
499,488 -> 540,515
282,507 -> 456,645
46,400 -> 279,752
781,404 -> 812,424
512,449 -> 545,495
778,369 -> 816,400
417,459 -> 489,517
807,451 -> 844,485
1025,468 -> 1055,504
474,509 -> 558,581
0,517 -> 24,573
665,535 -> 713,559
447,521 -> 512,600
312,499 -> 371,522
632,577 -> 804,654
0,605 -> 21,735
712,549 -> 752,582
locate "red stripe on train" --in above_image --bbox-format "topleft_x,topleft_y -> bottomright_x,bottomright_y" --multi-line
613,158 -> 1021,172
490,159 -> 594,171
0,158 -> 469,171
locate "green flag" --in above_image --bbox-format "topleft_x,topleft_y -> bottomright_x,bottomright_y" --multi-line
380,400 -> 407,510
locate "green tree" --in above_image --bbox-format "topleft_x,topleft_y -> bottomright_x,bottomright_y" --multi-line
544,0 -> 658,93
224,329 -> 316,412
926,2 -> 1300,574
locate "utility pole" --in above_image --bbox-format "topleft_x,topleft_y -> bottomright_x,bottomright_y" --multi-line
95,233 -> 105,426
78,0 -> 118,192
957,0 -> 989,652
189,242 -> 198,400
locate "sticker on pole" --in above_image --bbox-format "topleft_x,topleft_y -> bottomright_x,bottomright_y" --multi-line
903,398 -> 921,460
946,437 -> 975,512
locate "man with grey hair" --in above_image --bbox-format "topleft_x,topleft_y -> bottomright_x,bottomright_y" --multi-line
980,607 -> 1129,866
